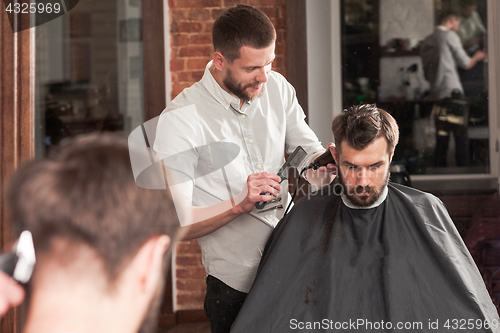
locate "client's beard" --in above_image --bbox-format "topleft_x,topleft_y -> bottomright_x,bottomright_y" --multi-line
338,168 -> 390,207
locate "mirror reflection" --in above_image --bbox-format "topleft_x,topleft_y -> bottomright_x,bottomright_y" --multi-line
341,0 -> 489,175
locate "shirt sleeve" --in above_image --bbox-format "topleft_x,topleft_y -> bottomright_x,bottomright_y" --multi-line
153,104 -> 204,212
447,31 -> 471,69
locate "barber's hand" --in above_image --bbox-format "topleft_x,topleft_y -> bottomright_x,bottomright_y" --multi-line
474,50 -> 487,61
0,271 -> 24,316
318,142 -> 337,174
235,172 -> 281,214
306,143 -> 337,188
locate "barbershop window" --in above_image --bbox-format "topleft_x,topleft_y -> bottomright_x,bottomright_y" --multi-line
340,0 -> 495,189
35,0 -> 145,157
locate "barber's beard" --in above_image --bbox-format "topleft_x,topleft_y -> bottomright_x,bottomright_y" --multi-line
223,68 -> 264,103
338,168 -> 390,207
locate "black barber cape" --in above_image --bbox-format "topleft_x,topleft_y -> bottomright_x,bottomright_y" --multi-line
231,182 -> 500,332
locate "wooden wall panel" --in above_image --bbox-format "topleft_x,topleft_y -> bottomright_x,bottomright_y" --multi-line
0,8 -> 34,333
285,0 -> 307,118
143,0 -> 166,121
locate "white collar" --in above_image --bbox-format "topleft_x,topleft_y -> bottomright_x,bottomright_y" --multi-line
201,60 -> 249,112
341,185 -> 388,210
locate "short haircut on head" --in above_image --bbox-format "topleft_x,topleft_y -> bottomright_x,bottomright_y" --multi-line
212,4 -> 276,63
7,133 -> 180,285
331,104 -> 399,154
438,9 -> 460,24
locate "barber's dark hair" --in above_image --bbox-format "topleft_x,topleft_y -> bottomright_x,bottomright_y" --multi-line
438,9 -> 460,24
212,4 -> 276,63
331,104 -> 399,153
7,133 -> 181,285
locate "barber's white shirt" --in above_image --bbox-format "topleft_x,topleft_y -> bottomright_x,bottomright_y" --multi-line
154,61 -> 324,292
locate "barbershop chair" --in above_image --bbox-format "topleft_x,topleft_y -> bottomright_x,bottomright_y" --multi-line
465,192 -> 500,313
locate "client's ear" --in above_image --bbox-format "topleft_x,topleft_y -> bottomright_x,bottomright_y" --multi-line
133,235 -> 171,294
213,52 -> 225,71
330,145 -> 339,165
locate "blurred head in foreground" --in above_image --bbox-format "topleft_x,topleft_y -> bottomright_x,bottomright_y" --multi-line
7,133 -> 182,333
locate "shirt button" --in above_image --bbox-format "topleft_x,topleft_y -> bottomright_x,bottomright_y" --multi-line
240,114 -> 246,118
248,139 -> 253,144
267,215 -> 273,219
256,164 -> 261,169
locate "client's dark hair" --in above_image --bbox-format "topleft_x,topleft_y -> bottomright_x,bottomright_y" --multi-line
331,104 -> 399,153
212,4 -> 276,63
7,133 -> 180,284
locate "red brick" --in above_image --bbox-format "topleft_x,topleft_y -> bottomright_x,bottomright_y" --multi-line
170,72 -> 178,83
172,9 -> 187,21
177,288 -> 206,297
269,0 -> 285,5
177,72 -> 203,83
171,47 -> 179,59
177,278 -> 207,291
261,7 -> 279,18
171,33 -> 189,47
223,0 -> 248,6
279,5 -> 285,18
176,254 -> 202,266
170,59 -> 185,71
275,43 -> 286,56
172,0 -> 204,8
249,0 -> 284,5
178,71 -> 203,82
177,240 -> 203,253
202,0 -> 222,7
276,29 -> 286,45
187,58 -> 211,70
190,34 -> 212,45
177,293 -> 206,306
202,22 -> 214,33
173,8 -> 212,21
179,45 -> 212,57
168,0 -> 175,9
270,17 -> 286,29
177,22 -> 203,33
177,267 -> 207,278
211,8 -> 224,19
170,20 -> 178,33
272,54 -> 284,69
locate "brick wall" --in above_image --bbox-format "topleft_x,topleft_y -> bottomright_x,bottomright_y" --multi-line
168,0 -> 287,310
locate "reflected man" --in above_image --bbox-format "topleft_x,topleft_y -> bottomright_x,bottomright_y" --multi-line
421,9 -> 486,167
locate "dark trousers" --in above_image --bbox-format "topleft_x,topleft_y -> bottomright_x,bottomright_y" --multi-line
204,275 -> 247,333
433,96 -> 470,167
